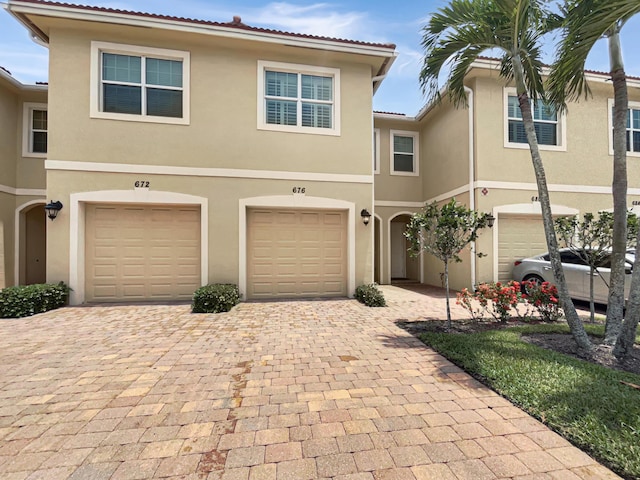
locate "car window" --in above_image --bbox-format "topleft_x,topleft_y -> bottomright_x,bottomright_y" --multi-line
560,251 -> 587,265
542,254 -> 550,261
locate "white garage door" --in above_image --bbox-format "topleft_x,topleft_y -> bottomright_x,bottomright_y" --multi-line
85,204 -> 200,302
247,209 -> 347,299
498,215 -> 548,282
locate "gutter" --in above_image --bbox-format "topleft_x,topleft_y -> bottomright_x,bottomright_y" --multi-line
464,85 -> 477,287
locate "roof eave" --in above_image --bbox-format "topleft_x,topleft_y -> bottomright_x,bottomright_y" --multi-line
0,66 -> 48,91
469,57 -> 640,88
373,112 -> 416,122
6,1 -> 397,58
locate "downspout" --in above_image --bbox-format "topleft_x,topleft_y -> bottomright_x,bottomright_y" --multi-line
464,85 -> 477,287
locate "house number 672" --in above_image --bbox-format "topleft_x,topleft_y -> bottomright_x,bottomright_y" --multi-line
292,187 -> 306,194
134,181 -> 150,188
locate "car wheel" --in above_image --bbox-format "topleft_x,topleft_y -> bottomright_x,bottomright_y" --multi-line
522,274 -> 544,293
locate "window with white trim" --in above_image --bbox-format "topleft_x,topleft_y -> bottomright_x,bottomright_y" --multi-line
608,99 -> 640,155
90,42 -> 190,125
373,128 -> 380,174
22,103 -> 47,157
504,88 -> 565,150
257,61 -> 340,135
390,130 -> 419,176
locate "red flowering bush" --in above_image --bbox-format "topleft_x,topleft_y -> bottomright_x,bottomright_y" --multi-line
456,280 -> 561,322
522,281 -> 563,322
456,287 -> 485,321
457,281 -> 525,322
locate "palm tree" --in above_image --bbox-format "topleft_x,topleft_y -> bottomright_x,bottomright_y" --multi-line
420,0 -> 592,351
549,0 -> 640,345
549,0 -> 640,351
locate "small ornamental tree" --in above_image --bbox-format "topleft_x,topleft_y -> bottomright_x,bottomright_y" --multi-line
555,211 -> 638,323
405,198 -> 492,329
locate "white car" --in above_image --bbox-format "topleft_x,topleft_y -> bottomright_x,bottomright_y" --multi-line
511,248 -> 635,304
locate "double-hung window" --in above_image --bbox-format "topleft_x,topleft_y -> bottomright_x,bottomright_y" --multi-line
91,42 -> 190,124
608,99 -> 640,156
22,103 -> 47,157
258,61 -> 340,135
390,130 -> 419,176
505,88 -> 565,150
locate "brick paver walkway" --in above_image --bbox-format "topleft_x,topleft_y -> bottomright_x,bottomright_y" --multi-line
0,285 -> 620,479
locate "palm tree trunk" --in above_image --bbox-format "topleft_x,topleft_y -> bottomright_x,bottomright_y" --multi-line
444,259 -> 452,330
613,229 -> 640,360
590,265 -> 596,323
605,30 -> 629,345
512,58 -> 592,352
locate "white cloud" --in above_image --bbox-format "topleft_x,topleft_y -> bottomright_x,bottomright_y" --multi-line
387,45 -> 423,80
248,2 -> 366,39
0,48 -> 48,82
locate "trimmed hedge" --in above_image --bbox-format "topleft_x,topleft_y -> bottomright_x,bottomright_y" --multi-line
192,283 -> 240,313
0,282 -> 70,318
355,283 -> 387,307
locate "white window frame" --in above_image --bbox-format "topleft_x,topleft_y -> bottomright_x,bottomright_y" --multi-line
90,41 -> 190,125
373,128 -> 380,174
608,98 -> 640,157
22,102 -> 48,158
257,60 -> 341,136
390,130 -> 419,176
503,87 -> 566,152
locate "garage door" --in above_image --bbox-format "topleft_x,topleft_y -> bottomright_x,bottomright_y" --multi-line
85,204 -> 200,302
497,215 -> 547,282
247,209 -> 347,299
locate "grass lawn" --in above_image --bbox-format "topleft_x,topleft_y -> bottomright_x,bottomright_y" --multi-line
419,323 -> 640,479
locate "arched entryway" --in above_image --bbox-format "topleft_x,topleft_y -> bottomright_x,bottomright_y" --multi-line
389,213 -> 420,283
17,202 -> 47,285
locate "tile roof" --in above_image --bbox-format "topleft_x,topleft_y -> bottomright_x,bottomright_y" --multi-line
13,0 -> 396,50
475,55 -> 640,82
374,111 -> 407,116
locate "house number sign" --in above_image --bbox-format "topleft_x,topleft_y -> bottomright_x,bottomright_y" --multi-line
292,187 -> 306,194
134,181 -> 150,188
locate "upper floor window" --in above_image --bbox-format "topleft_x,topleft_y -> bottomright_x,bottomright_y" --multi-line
257,61 -> 340,136
22,103 -> 47,157
504,88 -> 566,151
608,99 -> 640,156
390,130 -> 419,176
90,42 -> 190,125
373,128 -> 380,174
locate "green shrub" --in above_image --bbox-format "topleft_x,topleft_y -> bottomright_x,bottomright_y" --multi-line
0,282 -> 70,318
355,283 -> 386,307
192,283 -> 240,313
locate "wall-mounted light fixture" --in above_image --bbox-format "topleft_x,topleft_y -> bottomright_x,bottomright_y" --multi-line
360,208 -> 372,226
486,213 -> 495,228
44,200 -> 63,221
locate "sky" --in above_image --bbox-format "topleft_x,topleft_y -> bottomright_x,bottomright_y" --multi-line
1,0 -> 640,115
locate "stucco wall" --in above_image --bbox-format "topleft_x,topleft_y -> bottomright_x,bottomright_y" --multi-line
419,98 -> 470,201
0,80 -> 18,188
48,22 -> 374,176
45,170 -> 374,300
372,117 -> 423,202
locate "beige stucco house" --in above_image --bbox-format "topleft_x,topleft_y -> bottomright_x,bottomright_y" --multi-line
2,1 -> 640,304
374,59 -> 640,292
2,0 -> 397,304
0,66 -> 48,291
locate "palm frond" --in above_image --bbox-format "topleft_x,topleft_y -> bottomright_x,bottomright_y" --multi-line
548,0 -> 640,106
420,0 -> 553,108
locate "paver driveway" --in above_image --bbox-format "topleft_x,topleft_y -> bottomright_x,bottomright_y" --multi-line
0,286 -> 620,480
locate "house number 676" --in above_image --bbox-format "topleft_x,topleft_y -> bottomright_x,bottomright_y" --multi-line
292,187 -> 306,194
